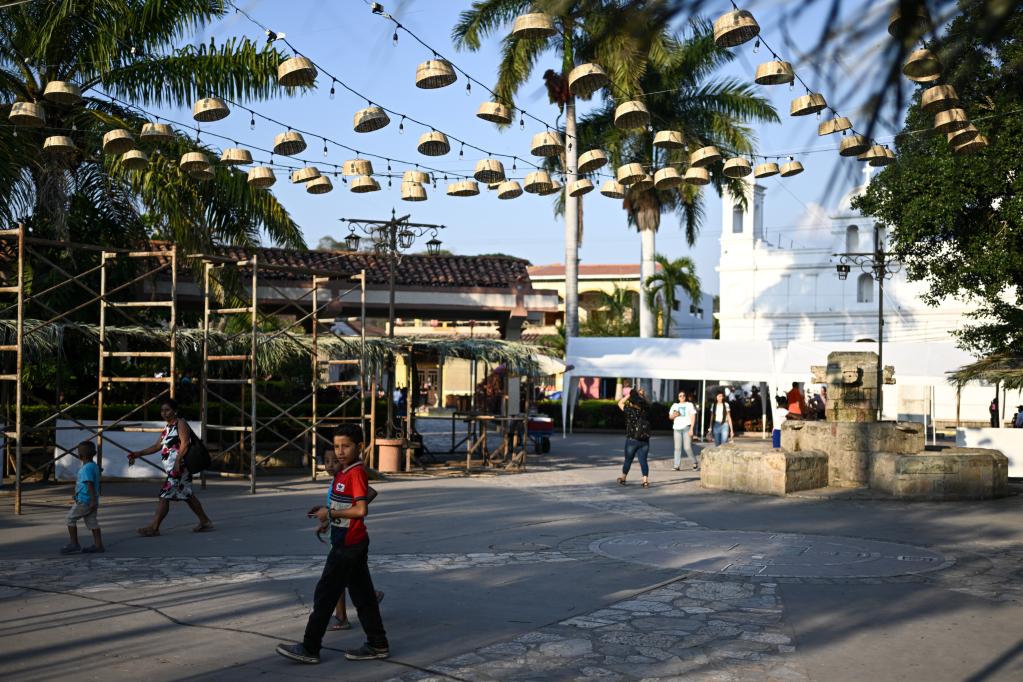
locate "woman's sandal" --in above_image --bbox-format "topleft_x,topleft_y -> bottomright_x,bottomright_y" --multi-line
642,481 -> 650,488
617,477 -> 627,486
329,616 -> 352,631
137,527 -> 160,537
192,522 -> 215,533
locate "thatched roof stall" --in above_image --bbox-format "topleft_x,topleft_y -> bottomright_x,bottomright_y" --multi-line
948,354 -> 1023,390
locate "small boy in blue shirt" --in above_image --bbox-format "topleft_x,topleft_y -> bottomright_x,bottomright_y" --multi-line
61,441 -> 104,554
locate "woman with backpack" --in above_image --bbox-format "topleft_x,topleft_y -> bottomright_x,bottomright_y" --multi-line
128,398 -> 214,536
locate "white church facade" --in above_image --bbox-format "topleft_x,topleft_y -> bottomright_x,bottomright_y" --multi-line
715,170 -> 1015,424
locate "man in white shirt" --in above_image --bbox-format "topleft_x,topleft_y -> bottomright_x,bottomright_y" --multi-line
669,390 -> 698,471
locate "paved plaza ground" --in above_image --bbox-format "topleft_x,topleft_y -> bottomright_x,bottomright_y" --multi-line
1,432 -> 1022,681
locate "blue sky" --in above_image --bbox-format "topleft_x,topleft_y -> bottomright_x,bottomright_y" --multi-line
158,0 -> 903,295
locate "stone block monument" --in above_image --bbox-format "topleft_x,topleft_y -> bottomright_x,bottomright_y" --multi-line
701,350 -> 1008,500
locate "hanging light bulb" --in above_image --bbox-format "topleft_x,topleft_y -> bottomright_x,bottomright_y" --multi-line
399,116 -> 405,134
459,143 -> 464,159
817,110 -> 822,120
512,157 -> 517,170
466,81 -> 471,96
753,39 -> 760,54
387,159 -> 392,171
329,80 -> 336,99
789,80 -> 794,91
392,30 -> 398,46
519,115 -> 525,131
249,111 -> 256,130
323,139 -> 328,157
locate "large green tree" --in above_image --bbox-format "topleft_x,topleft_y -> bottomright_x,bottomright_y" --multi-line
853,2 -> 1023,354
644,253 -> 701,337
453,0 -> 676,340
0,0 -> 304,252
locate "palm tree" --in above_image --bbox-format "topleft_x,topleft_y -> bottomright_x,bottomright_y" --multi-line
576,20 -> 777,338
644,254 -> 701,337
0,0 -> 303,252
453,0 -> 676,340
581,284 -> 638,337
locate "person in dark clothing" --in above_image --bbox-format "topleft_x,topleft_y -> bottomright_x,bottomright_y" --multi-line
990,398 -> 999,427
616,388 -> 652,488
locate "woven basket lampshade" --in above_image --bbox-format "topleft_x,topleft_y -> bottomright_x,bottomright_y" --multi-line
102,129 -> 135,155
953,134 -> 987,155
43,136 -> 75,154
192,97 -> 229,122
43,81 -> 82,105
780,159 -> 804,177
220,147 -> 253,165
447,180 -> 480,197
306,176 -> 333,194
754,60 -> 795,85
577,149 -> 609,174
523,171 -> 553,194
838,134 -> 870,157
684,166 -> 710,186
866,146 -> 896,167
568,178 -> 594,197
690,145 -> 722,168
921,85 -> 959,115
538,179 -> 562,196
476,101 -> 513,124
273,131 -> 307,156
473,158 -> 506,183
653,167 -> 683,190
179,151 -> 211,173
247,166 -> 276,188
497,181 -> 523,199
713,9 -> 760,48
888,4 -> 931,39
401,182 -> 428,202
120,150 -> 149,171
345,159 -> 375,177
722,157 -> 752,178
934,108 -> 969,134
818,116 -> 852,136
631,174 -> 654,192
653,130 -> 685,149
278,56 -> 317,87
568,63 -> 609,98
530,131 -> 564,157
614,100 -> 650,129
9,102 -> 45,127
351,175 -> 381,193
903,49 -> 942,83
511,13 -> 557,40
291,166 -> 321,184
402,169 -> 430,185
790,93 -> 828,117
417,131 -> 451,156
140,122 -> 174,143
415,59 -> 457,89
353,106 -> 390,133
189,165 -> 214,181
753,162 -> 779,178
616,163 -> 645,185
947,125 -> 979,147
600,179 -> 625,199
859,146 -> 882,163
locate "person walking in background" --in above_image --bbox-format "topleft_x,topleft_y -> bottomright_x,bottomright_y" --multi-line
617,387 -> 652,488
772,397 -> 789,449
709,392 -> 734,446
60,441 -> 104,554
786,382 -> 806,419
128,399 -> 213,537
669,390 -> 698,471
990,398 -> 999,427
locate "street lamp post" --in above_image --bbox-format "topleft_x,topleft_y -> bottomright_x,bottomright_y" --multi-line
340,209 -> 445,437
834,223 -> 902,420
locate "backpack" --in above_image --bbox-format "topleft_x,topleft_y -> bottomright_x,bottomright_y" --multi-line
183,422 -> 212,474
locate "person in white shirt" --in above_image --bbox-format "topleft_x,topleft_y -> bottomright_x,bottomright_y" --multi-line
772,396 -> 789,448
668,391 -> 698,470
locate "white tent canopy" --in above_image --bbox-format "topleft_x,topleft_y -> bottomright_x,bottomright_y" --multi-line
775,341 -> 975,385
562,337 -> 776,433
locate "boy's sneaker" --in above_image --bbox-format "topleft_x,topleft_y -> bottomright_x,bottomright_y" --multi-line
345,643 -> 390,660
82,546 -> 105,554
59,543 -> 81,555
275,642 -> 320,664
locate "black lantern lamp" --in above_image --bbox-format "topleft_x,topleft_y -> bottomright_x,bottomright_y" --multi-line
344,229 -> 361,251
836,263 -> 851,280
426,237 -> 442,255
397,228 -> 415,249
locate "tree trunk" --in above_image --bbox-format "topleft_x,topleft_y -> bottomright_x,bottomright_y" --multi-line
639,226 -> 656,338
564,96 -> 580,340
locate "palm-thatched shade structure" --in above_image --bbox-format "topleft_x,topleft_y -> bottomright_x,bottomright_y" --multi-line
948,354 -> 1023,390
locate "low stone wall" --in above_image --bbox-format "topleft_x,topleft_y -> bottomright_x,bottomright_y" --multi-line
781,420 -> 924,487
700,443 -> 828,497
870,448 -> 1009,500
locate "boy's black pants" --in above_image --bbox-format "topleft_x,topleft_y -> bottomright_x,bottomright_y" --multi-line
303,539 -> 388,654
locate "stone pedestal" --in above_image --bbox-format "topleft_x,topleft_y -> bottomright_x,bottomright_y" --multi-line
870,448 -> 1009,500
782,420 -> 924,488
700,443 -> 828,497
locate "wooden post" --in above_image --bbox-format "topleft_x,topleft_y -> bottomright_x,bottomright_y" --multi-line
13,225 -> 24,514
955,384 -> 961,429
249,255 -> 258,494
311,275 -> 319,481
200,263 -> 210,489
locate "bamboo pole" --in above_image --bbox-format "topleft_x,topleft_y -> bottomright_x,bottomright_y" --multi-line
13,224 -> 24,514
311,275 -> 319,481
200,263 -> 211,490
250,255 -> 258,494
96,252 -> 109,488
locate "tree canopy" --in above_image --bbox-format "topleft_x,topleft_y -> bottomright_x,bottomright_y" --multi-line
853,2 -> 1023,355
